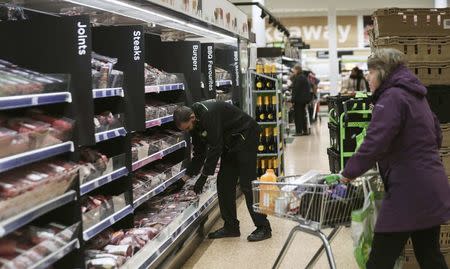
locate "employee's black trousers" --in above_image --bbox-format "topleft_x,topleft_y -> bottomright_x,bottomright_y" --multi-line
367,225 -> 448,269
294,102 -> 307,134
217,127 -> 271,232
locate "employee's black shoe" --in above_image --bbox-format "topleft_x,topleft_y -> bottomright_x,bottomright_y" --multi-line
208,227 -> 240,239
247,227 -> 272,242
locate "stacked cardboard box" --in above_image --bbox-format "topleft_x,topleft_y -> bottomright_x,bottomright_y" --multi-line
372,8 -> 450,85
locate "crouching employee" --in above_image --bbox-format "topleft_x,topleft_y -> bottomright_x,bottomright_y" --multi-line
173,100 -> 272,242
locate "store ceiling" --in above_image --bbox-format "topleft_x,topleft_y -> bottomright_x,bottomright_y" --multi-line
234,0 -> 436,17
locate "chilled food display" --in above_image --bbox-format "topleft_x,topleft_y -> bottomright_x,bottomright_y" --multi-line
0,59 -> 69,97
0,222 -> 79,269
85,178 -> 212,268
144,64 -> 180,86
93,111 -> 124,133
82,194 -> 127,230
0,109 -> 74,158
131,130 -> 184,162
91,52 -> 124,89
0,159 -> 79,221
214,67 -> 231,81
133,161 -> 183,199
145,100 -> 179,121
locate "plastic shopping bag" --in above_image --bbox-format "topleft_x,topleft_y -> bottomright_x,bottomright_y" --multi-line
351,179 -> 381,269
351,179 -> 402,269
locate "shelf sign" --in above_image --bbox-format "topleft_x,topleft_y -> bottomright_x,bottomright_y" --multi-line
192,44 -> 199,71
233,50 -> 239,87
133,30 -> 142,61
77,22 -> 88,56
207,45 -> 214,92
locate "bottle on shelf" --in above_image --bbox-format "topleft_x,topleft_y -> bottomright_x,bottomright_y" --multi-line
271,64 -> 277,79
270,127 -> 278,153
266,96 -> 275,122
258,132 -> 266,154
266,128 -> 275,153
259,159 -> 266,178
267,158 -> 273,171
256,96 -> 266,122
264,64 -> 274,90
273,158 -> 279,176
255,63 -> 265,91
263,96 -> 271,122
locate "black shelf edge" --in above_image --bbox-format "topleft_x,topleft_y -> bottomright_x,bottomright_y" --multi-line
95,127 -> 127,143
133,169 -> 186,208
0,142 -> 75,174
249,71 -> 277,82
0,92 -> 72,111
92,88 -> 124,99
0,190 -> 77,237
144,83 -> 185,94
132,141 -> 187,172
257,121 -> 278,125
82,205 -> 134,241
252,90 -> 279,94
80,167 -> 129,196
145,115 -> 174,129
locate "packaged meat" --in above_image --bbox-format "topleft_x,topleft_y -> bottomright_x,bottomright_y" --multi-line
87,229 -> 113,250
0,160 -> 79,221
103,244 -> 132,257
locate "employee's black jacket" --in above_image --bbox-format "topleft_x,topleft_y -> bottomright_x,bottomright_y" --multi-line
291,73 -> 312,104
186,100 -> 258,177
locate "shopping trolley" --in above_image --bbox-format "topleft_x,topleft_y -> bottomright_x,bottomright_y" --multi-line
252,171 -> 380,269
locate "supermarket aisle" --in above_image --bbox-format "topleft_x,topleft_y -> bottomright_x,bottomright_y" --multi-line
182,118 -> 359,269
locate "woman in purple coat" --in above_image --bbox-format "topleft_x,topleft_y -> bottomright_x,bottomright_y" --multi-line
341,48 -> 450,269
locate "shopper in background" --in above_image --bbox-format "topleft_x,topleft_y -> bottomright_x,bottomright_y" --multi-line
341,48 -> 450,269
173,100 -> 272,242
290,64 -> 312,136
340,66 -> 368,94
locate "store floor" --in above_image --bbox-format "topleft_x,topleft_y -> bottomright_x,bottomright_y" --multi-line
182,118 -> 358,269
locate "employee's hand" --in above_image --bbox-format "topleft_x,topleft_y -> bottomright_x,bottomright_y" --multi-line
194,174 -> 208,194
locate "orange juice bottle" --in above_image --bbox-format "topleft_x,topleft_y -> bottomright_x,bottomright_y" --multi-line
259,169 -> 278,214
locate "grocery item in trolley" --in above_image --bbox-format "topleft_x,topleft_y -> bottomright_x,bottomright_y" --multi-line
253,172 -> 368,227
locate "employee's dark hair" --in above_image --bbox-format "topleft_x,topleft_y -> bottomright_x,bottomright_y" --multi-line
173,106 -> 193,128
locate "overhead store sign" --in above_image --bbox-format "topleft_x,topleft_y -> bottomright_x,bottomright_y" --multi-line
266,16 -> 358,48
147,0 -> 249,39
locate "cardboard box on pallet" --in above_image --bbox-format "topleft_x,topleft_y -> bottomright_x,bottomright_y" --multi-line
442,124 -> 450,148
373,8 -> 450,38
441,148 -> 450,175
403,252 -> 450,269
373,36 -> 450,62
408,61 -> 450,86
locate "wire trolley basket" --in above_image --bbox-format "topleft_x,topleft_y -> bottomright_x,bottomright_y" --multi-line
252,171 -> 381,269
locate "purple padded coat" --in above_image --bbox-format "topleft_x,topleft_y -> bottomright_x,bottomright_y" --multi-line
342,65 -> 450,233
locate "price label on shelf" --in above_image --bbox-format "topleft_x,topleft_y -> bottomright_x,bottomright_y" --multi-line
31,96 -> 39,106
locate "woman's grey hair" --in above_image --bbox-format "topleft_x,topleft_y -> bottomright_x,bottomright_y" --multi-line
173,106 -> 193,128
368,48 -> 407,83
